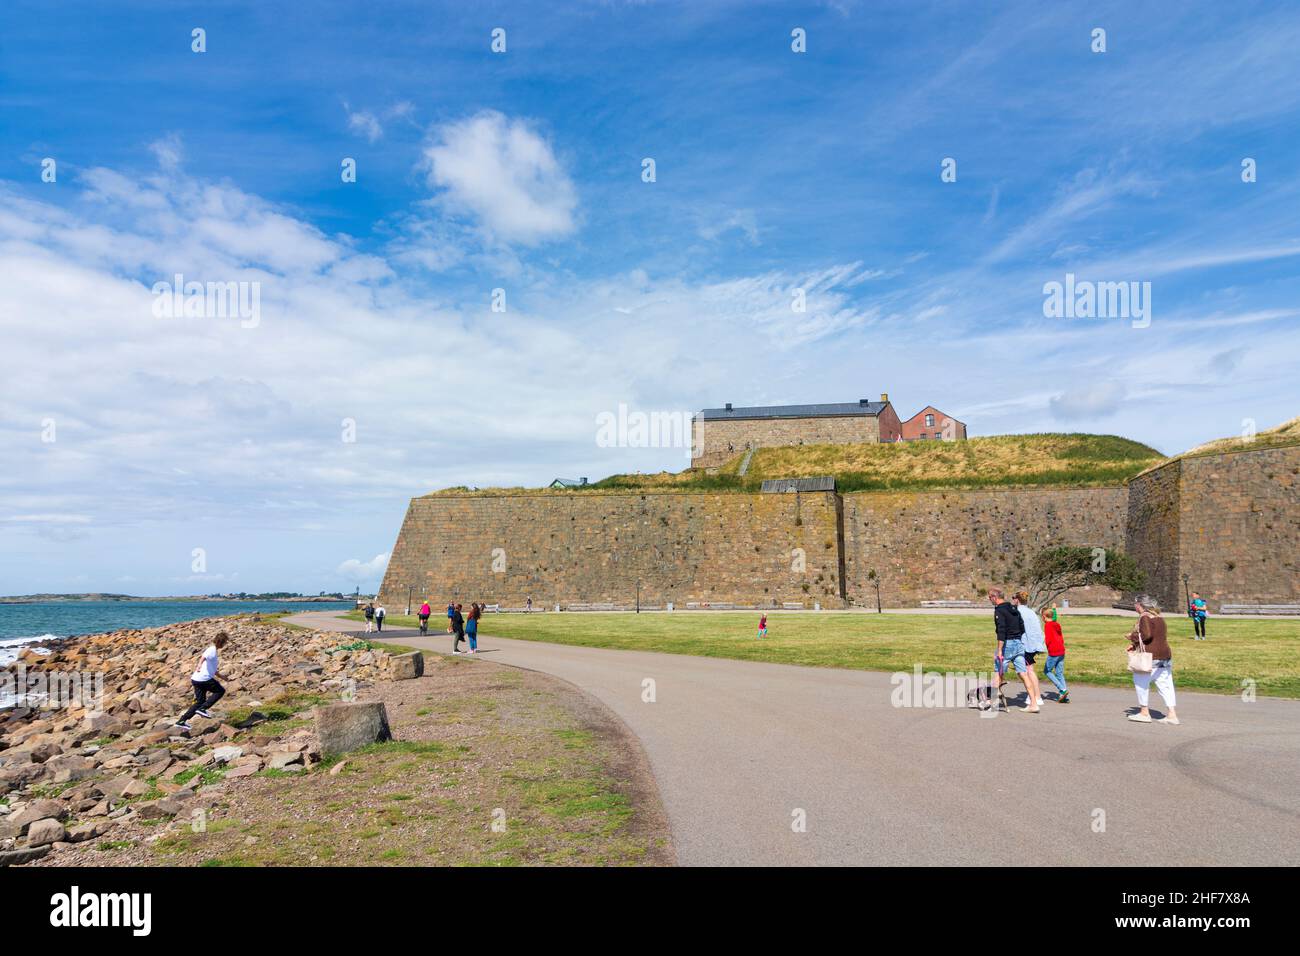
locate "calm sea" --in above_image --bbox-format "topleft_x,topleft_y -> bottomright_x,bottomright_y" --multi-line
0,600 -> 352,664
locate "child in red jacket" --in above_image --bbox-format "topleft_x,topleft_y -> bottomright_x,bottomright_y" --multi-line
1043,605 -> 1069,703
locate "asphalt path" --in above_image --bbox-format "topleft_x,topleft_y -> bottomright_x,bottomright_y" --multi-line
287,610 -> 1300,866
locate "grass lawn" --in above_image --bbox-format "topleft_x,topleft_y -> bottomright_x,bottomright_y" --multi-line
347,609 -> 1300,699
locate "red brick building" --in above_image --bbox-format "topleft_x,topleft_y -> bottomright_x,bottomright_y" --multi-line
899,405 -> 967,442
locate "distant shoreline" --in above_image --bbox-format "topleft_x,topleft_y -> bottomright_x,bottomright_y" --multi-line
0,595 -> 354,604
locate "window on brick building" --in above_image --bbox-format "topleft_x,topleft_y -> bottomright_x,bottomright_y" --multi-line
925,414 -> 935,427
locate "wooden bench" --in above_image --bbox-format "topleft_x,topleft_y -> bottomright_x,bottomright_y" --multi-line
1219,604 -> 1300,616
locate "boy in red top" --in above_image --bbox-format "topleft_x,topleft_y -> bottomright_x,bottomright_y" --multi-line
757,614 -> 768,639
1043,605 -> 1069,703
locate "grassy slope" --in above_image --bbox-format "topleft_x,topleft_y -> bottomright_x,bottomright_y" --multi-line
428,432 -> 1163,496
1146,415 -> 1300,471
356,610 -> 1300,699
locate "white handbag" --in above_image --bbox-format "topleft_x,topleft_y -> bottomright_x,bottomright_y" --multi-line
1127,621 -> 1154,674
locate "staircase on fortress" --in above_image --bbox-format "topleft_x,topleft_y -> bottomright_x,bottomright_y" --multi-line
737,442 -> 757,477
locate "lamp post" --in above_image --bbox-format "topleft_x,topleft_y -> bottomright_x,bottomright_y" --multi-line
636,579 -> 641,614
406,585 -> 414,617
1182,573 -> 1191,617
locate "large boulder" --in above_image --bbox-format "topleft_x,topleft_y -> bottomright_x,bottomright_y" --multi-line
44,753 -> 96,783
389,652 -> 424,681
26,818 -> 66,847
314,702 -> 392,757
11,799 -> 66,829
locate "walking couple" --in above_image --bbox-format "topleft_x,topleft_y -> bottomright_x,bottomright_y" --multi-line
450,601 -> 482,654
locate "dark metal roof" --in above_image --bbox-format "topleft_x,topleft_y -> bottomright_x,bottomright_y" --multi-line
761,476 -> 837,493
699,401 -> 886,421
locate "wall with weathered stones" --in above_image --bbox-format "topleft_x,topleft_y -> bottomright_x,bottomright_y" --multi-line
1125,459 -> 1181,608
381,446 -> 1298,612
841,486 -> 1130,607
379,491 -> 846,610
691,414 -> 882,469
1127,445 -> 1300,610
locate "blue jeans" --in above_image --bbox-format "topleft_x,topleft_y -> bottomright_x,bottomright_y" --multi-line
1044,654 -> 1068,693
999,639 -> 1027,675
467,628 -> 478,651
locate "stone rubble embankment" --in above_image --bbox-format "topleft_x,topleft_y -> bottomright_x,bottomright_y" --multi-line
0,615 -> 408,866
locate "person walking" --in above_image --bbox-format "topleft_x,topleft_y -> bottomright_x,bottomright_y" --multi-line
526,596 -> 533,613
1012,591 -> 1046,708
451,603 -> 466,654
375,603 -> 386,632
465,602 -> 481,654
757,613 -> 768,639
446,602 -> 455,633
988,588 -> 1035,713
363,602 -> 375,634
418,600 -> 431,636
176,632 -> 231,730
1189,591 -> 1208,640
1127,596 -> 1179,724
1043,605 -> 1069,703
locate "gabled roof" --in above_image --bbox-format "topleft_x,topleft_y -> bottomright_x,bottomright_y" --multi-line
901,406 -> 966,426
699,400 -> 886,421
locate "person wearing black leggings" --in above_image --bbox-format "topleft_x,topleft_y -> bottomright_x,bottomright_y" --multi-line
177,632 -> 230,728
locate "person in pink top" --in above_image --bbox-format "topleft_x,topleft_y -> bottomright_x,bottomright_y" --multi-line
757,614 -> 768,639
418,600 -> 431,636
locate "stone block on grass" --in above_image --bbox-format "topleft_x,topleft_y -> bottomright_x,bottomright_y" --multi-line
389,652 -> 424,681
314,702 -> 392,757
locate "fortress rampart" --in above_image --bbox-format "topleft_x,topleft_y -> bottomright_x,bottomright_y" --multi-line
380,445 -> 1299,612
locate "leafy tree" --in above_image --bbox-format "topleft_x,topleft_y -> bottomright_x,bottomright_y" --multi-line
1023,546 -> 1145,610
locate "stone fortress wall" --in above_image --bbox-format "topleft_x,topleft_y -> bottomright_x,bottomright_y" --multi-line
380,445 -> 1299,612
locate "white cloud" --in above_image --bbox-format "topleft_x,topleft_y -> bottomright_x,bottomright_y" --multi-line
421,111 -> 577,245
347,108 -> 383,143
337,552 -> 390,583
1049,382 -> 1128,421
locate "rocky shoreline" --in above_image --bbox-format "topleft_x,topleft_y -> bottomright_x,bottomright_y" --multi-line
0,615 -> 405,866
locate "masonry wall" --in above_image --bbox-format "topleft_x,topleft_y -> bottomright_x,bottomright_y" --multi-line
1125,459 -> 1182,608
841,486 -> 1130,607
691,414 -> 881,468
379,491 -> 847,610
381,446 -> 1298,612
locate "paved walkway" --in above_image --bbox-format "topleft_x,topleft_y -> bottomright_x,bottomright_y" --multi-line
288,610 -> 1300,866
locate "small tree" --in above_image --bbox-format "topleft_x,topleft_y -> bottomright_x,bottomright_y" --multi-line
1023,546 -> 1145,611
866,568 -> 882,613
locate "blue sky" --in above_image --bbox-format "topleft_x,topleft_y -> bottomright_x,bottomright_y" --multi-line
2,0 -> 1298,596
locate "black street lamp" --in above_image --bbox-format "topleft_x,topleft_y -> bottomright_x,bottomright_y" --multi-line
636,579 -> 641,614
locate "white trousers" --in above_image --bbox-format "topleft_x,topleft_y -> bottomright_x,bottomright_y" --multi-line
1133,659 -> 1176,709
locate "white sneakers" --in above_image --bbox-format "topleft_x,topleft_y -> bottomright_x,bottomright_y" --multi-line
1128,713 -> 1153,723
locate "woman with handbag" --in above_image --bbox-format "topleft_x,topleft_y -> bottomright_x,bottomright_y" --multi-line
1126,597 -> 1179,724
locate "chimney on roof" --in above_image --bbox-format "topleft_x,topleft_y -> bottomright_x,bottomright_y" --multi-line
725,402 -> 733,411
880,392 -> 889,403
859,398 -> 869,406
